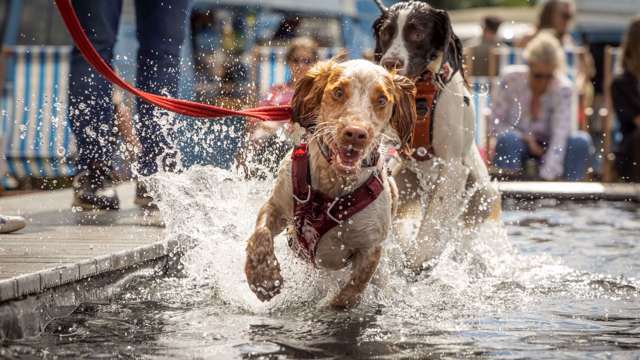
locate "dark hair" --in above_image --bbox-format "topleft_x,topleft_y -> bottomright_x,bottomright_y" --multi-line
538,0 -> 573,30
622,17 -> 640,77
483,16 -> 503,33
285,37 -> 319,64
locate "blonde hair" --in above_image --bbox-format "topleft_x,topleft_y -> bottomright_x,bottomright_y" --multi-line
622,17 -> 640,78
523,30 -> 566,73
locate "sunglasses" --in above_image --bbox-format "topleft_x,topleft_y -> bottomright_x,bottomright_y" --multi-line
531,72 -> 554,80
291,57 -> 313,65
561,12 -> 573,21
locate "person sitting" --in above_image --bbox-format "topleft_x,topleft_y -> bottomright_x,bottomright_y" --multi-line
490,31 -> 594,181
611,17 -> 640,183
519,0 -> 595,128
465,15 -> 503,77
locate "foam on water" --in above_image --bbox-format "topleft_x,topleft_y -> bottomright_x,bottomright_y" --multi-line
146,164 -> 636,324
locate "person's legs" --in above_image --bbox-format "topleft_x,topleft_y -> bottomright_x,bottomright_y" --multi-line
563,131 -> 595,181
492,132 -> 528,173
134,0 -> 190,177
68,0 -> 123,210
69,0 -> 122,172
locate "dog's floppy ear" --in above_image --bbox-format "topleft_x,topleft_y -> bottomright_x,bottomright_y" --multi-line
434,9 -> 464,78
291,60 -> 336,131
390,74 -> 416,155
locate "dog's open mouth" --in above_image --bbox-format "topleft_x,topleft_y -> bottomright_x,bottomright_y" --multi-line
332,144 -> 365,174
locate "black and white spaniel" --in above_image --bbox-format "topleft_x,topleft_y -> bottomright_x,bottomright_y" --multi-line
372,0 -> 502,272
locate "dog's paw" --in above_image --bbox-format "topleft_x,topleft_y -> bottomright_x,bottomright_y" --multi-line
245,227 -> 284,302
329,290 -> 361,310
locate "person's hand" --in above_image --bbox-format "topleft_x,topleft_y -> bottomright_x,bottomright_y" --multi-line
523,134 -> 545,157
634,115 -> 640,128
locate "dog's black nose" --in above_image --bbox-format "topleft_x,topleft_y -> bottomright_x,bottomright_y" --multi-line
382,57 -> 405,70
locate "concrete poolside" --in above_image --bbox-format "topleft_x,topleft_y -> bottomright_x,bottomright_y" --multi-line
0,182 -> 171,303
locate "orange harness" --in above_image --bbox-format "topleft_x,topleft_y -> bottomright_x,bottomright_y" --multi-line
409,74 -> 442,162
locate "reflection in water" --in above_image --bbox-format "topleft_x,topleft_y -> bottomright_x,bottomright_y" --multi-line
4,168 -> 640,359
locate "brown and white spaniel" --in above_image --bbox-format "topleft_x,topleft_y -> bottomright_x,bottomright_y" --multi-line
244,59 -> 416,308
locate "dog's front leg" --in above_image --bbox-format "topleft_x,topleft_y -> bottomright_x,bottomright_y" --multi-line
245,200 -> 286,302
408,160 -> 470,270
330,245 -> 382,309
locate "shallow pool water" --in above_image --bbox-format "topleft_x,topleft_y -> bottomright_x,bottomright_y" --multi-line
4,168 -> 640,359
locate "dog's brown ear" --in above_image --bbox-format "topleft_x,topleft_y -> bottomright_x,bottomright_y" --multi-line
390,74 -> 416,155
291,60 -> 335,131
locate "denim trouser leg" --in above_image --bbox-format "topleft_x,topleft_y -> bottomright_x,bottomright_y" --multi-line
493,132 -> 528,172
134,0 -> 190,176
563,131 -> 594,181
68,0 -> 123,172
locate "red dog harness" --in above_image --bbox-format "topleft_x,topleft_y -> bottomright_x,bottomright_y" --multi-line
290,143 -> 384,263
410,73 -> 442,161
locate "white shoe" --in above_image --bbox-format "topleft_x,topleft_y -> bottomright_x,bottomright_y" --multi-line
0,215 -> 26,234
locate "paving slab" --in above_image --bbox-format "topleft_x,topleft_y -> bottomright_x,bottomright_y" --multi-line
0,183 -> 167,301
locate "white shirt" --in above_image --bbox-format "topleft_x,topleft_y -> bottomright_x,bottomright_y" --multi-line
490,65 -> 575,180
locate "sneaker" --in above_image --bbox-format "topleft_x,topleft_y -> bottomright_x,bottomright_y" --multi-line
0,215 -> 26,234
134,181 -> 158,210
72,166 -> 120,211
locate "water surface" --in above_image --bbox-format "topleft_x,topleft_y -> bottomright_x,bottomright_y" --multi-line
5,168 -> 639,359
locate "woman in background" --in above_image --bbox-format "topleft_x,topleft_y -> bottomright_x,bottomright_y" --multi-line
491,31 -> 594,181
520,0 -> 595,129
611,17 -> 640,182
243,37 -> 319,176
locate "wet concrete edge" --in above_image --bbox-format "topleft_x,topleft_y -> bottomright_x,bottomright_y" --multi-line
0,238 -> 181,339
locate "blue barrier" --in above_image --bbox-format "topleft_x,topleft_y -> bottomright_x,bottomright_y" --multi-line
1,46 -> 75,182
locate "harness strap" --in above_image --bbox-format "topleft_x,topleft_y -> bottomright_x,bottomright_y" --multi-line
290,143 -> 384,263
291,144 -> 311,203
410,77 -> 440,161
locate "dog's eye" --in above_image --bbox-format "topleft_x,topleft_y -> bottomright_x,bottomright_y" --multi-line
409,30 -> 425,42
332,87 -> 344,100
377,95 -> 388,107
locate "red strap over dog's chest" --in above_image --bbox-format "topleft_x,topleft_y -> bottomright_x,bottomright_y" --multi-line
410,77 -> 441,161
290,144 -> 384,263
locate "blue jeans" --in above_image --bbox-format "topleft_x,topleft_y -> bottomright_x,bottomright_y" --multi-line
493,131 -> 594,181
68,0 -> 190,176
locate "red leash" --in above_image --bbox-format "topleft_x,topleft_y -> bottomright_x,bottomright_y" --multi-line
54,0 -> 292,122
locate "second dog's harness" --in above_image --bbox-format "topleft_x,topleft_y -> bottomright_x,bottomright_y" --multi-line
410,72 -> 442,161
290,143 -> 384,263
